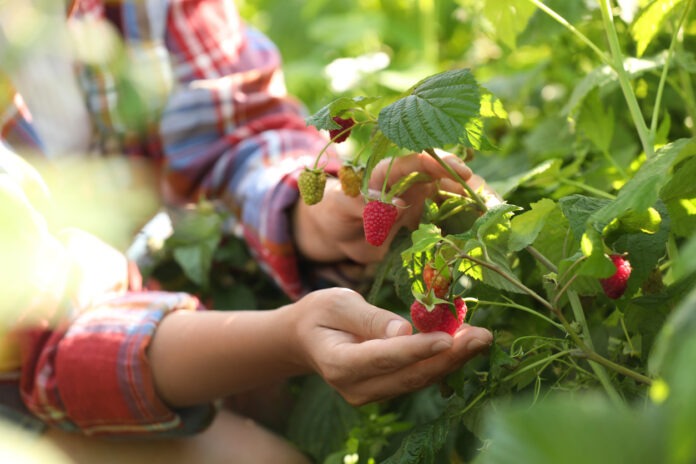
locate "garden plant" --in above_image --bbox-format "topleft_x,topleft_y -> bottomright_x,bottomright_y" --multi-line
144,1 -> 696,462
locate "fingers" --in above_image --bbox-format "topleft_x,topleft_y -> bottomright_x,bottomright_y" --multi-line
368,152 -> 472,191
329,331 -> 455,379
330,324 -> 493,406
311,288 -> 412,340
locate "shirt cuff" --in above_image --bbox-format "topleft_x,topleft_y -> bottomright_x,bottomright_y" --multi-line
24,291 -> 214,437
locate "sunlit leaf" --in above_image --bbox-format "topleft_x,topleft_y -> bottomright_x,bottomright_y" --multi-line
378,69 -> 481,152
482,0 -> 537,50
509,199 -> 557,252
590,138 -> 694,230
401,223 -> 444,263
631,0 -> 686,57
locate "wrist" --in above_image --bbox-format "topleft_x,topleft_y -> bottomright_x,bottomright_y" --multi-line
276,302 -> 315,376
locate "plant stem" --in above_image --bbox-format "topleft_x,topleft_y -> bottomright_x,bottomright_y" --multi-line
502,350 -> 574,383
425,148 -> 488,211
598,0 -> 655,158
650,0 -> 693,135
452,389 -> 487,419
559,178 -> 618,199
620,314 -> 637,356
458,253 -> 554,311
529,0 -> 611,65
477,299 -> 565,330
552,273 -> 580,307
567,290 -> 624,405
525,246 -> 558,273
459,247 -> 653,388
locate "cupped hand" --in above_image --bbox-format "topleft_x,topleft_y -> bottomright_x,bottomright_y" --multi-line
292,152 -> 473,264
286,288 -> 492,406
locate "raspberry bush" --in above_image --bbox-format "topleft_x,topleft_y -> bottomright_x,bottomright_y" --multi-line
143,1 -> 696,463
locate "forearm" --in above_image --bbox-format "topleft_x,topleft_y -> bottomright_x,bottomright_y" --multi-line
148,307 -> 309,408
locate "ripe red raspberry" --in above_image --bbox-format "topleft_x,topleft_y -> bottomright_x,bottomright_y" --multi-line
600,254 -> 632,299
297,168 -> 327,205
423,263 -> 450,298
363,200 -> 398,246
338,165 -> 363,197
329,116 -> 355,143
410,297 -> 467,335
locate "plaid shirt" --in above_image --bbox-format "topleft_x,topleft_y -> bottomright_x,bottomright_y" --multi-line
1,0 -> 338,437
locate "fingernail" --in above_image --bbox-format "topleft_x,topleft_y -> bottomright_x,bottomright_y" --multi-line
466,336 -> 492,352
386,320 -> 410,338
431,338 -> 453,353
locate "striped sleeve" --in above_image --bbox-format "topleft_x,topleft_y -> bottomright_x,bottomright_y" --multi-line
160,0 -> 339,300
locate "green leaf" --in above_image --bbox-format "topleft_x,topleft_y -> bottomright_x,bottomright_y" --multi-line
479,88 -> 508,119
672,234 -> 696,281
648,284 -> 696,464
305,96 -> 380,130
611,201 -> 670,297
166,206 -> 223,246
401,223 -> 443,263
531,203 -> 571,267
490,159 -> 563,199
459,242 -> 525,294
460,117 -> 498,151
378,69 -> 481,152
557,252 -> 603,296
577,91 -> 615,153
509,199 -> 557,252
666,198 -> 696,238
286,376 -> 361,462
473,394 -> 667,464
473,203 -> 520,243
172,239 -> 218,288
631,0 -> 686,57
558,194 -> 610,241
589,138 -> 693,230
611,207 -> 663,235
577,228 -> 616,278
381,415 -> 451,464
482,0 -> 537,50
660,154 -> 696,201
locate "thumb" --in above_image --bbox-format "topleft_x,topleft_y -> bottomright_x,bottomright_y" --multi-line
324,288 -> 413,340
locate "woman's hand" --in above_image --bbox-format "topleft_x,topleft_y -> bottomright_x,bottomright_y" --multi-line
285,288 -> 492,406
292,152 -> 473,264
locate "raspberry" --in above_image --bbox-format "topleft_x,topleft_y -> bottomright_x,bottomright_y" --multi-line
362,200 -> 398,246
600,254 -> 632,299
329,116 -> 355,143
338,165 -> 363,197
410,297 -> 467,335
298,168 -> 327,205
423,263 -> 450,298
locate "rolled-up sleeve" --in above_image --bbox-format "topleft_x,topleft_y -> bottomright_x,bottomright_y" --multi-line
19,291 -> 214,437
160,0 -> 340,300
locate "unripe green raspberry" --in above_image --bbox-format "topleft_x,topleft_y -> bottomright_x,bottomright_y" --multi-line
298,168 -> 327,205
